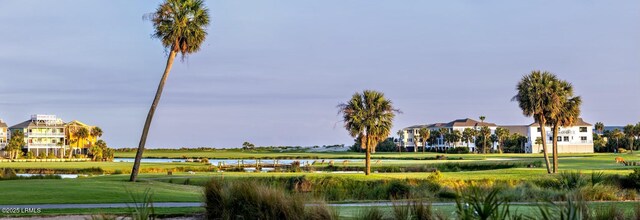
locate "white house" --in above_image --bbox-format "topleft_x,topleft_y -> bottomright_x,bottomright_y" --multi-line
525,118 -> 594,153
398,117 -> 594,153
398,118 -> 497,152
9,114 -> 68,157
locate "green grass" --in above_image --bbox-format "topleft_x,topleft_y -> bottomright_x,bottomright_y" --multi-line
0,207 -> 204,218
0,161 -> 212,173
0,177 -> 202,205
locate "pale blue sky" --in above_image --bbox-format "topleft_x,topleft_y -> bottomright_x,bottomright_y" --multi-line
0,1 -> 638,148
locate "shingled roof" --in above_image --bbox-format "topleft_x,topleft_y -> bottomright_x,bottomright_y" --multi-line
445,118 -> 497,127
498,125 -> 529,136
9,120 -> 65,129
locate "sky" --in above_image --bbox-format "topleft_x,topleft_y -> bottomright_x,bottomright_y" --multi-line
0,1 -> 639,148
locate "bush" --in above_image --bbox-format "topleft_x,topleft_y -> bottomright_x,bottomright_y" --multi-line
627,169 -> 640,188
446,147 -> 470,154
204,179 -> 334,220
387,180 -> 411,199
557,171 -> 588,190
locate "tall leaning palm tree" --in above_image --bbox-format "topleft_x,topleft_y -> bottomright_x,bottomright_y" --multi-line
130,0 -> 210,182
512,71 -> 561,174
338,90 -> 399,175
418,128 -> 430,153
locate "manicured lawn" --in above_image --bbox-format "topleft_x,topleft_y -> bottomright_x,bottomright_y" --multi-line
0,161 -> 211,173
0,177 -> 202,205
0,207 -> 204,218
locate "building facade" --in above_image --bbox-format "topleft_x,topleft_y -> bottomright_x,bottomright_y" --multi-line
65,120 -> 99,155
9,115 -> 67,157
0,119 -> 7,149
398,117 -> 594,153
398,118 -> 497,152
525,118 -> 594,153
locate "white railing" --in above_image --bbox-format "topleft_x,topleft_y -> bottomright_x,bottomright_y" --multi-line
27,143 -> 64,148
26,132 -> 65,137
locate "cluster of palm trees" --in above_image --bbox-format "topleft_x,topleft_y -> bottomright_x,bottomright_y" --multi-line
513,70 -> 582,174
594,122 -> 640,152
68,126 -> 103,159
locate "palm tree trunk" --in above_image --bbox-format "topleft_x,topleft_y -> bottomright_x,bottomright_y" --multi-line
130,50 -> 177,182
552,124 -> 559,173
365,146 -> 371,175
538,116 -> 552,174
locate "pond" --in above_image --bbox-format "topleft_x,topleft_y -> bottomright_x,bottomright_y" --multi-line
112,158 -> 374,167
16,174 -> 80,179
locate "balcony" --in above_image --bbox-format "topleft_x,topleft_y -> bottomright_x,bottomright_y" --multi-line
26,132 -> 65,137
27,143 -> 64,148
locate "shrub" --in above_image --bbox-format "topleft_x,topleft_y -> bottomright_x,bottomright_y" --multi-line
446,147 -> 470,154
204,179 -> 332,220
387,180 -> 411,199
593,205 -> 625,220
557,171 -> 588,190
455,187 -> 511,220
627,169 -> 640,188
355,207 -> 385,220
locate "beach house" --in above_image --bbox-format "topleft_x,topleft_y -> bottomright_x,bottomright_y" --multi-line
9,115 -> 67,157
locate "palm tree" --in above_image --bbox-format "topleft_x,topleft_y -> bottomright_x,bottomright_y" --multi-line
396,130 -> 404,153
478,126 -> 491,153
450,130 -> 462,147
439,128 -> 449,148
512,70 -> 561,174
91,127 -> 103,142
462,128 -> 476,149
479,116 -> 486,123
611,128 -> 624,152
73,127 -> 89,157
494,127 -> 510,154
428,129 -> 441,152
594,122 -> 604,135
624,124 -> 637,153
544,78 -> 581,173
418,128 -> 430,153
549,95 -> 582,173
130,0 -> 210,182
338,90 -> 399,175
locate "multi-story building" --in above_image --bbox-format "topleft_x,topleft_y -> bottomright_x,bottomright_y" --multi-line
524,118 -> 593,153
398,118 -> 497,152
65,120 -> 99,155
9,114 -> 67,157
398,117 -> 594,153
0,119 -> 8,149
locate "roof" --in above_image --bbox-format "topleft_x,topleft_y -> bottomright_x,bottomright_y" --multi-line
0,120 -> 7,128
528,118 -> 592,127
445,118 -> 497,127
498,125 -> 529,136
9,119 -> 65,129
66,120 -> 92,127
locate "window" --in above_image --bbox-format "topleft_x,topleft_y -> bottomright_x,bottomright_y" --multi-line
580,127 -> 587,132
537,127 -> 541,132
549,137 -> 553,141
408,138 -> 413,143
563,136 -> 569,142
581,136 -> 587,141
557,137 -> 562,141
